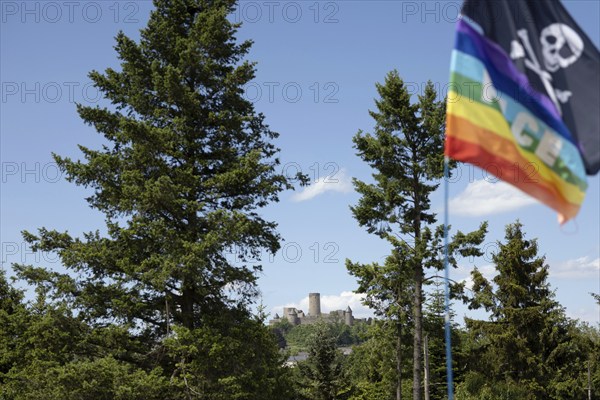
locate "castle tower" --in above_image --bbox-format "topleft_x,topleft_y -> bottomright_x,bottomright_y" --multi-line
308,293 -> 321,317
344,306 -> 353,326
284,307 -> 299,325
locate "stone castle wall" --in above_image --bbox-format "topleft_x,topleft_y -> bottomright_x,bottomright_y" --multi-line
270,293 -> 367,327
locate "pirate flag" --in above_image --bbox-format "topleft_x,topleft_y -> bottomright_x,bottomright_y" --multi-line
445,0 -> 599,222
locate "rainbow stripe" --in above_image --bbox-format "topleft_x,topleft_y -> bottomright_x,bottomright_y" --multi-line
445,19 -> 587,223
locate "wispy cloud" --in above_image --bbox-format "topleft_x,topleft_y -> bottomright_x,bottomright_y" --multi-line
449,179 -> 537,217
272,291 -> 374,319
456,264 -> 497,291
566,307 -> 600,324
290,169 -> 353,202
550,256 -> 600,279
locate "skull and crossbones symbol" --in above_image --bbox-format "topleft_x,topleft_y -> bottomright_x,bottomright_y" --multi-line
510,23 -> 584,115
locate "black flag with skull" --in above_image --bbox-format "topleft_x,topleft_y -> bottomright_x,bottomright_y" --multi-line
461,0 -> 600,175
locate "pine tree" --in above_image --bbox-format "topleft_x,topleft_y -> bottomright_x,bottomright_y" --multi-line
297,322 -> 349,400
12,0 -> 300,397
423,280 -> 458,400
465,221 -> 590,399
348,70 -> 487,400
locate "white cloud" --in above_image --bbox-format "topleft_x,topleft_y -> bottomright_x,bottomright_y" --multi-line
290,169 -> 353,202
456,264 -> 497,291
449,179 -> 537,217
550,256 -> 600,279
566,307 -> 600,324
272,291 -> 375,319
455,256 -> 599,282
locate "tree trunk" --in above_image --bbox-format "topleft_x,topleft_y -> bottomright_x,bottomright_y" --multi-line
424,335 -> 430,400
588,360 -> 592,400
397,321 -> 403,400
412,160 -> 423,400
413,264 -> 423,400
181,282 -> 195,329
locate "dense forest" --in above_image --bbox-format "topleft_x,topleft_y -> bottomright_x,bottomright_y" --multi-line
3,220 -> 599,400
1,1 -> 598,399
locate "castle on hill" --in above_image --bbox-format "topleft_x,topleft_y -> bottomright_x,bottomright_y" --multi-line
269,293 -> 367,327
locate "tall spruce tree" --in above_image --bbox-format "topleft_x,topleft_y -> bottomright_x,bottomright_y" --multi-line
296,322 -> 349,400
422,280 -> 472,400
13,0 -> 300,397
347,70 -> 487,400
465,221 -> 590,399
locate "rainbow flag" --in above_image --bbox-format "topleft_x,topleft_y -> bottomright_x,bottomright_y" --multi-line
445,0 -> 599,223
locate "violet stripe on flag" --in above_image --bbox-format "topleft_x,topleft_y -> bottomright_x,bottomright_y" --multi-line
460,0 -> 600,176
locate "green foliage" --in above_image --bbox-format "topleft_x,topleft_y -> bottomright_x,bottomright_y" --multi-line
285,324 -> 321,352
273,320 -> 367,353
6,1 -> 301,398
0,270 -> 28,380
2,357 -> 169,400
422,281 -> 465,399
0,274 -> 169,400
16,0 -> 300,333
347,381 -> 392,400
165,308 -> 294,400
296,323 -> 351,400
350,71 -> 447,244
335,322 -> 368,347
464,221 -> 596,399
455,372 -> 532,400
348,70 -> 487,399
345,321 -> 404,399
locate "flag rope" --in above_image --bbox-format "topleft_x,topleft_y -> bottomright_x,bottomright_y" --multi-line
443,155 -> 454,400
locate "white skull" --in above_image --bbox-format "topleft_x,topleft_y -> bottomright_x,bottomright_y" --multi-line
540,23 -> 584,72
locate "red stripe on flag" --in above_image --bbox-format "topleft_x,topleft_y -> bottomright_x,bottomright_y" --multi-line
445,134 -> 579,223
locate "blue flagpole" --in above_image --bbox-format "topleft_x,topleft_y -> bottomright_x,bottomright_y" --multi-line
444,156 -> 454,400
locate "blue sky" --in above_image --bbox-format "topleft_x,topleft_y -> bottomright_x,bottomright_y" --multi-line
1,1 -> 599,325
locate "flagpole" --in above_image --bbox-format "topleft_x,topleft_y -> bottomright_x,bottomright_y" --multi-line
443,155 -> 454,400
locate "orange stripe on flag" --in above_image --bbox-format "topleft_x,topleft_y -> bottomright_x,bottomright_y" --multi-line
445,116 -> 580,223
446,112 -> 584,205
